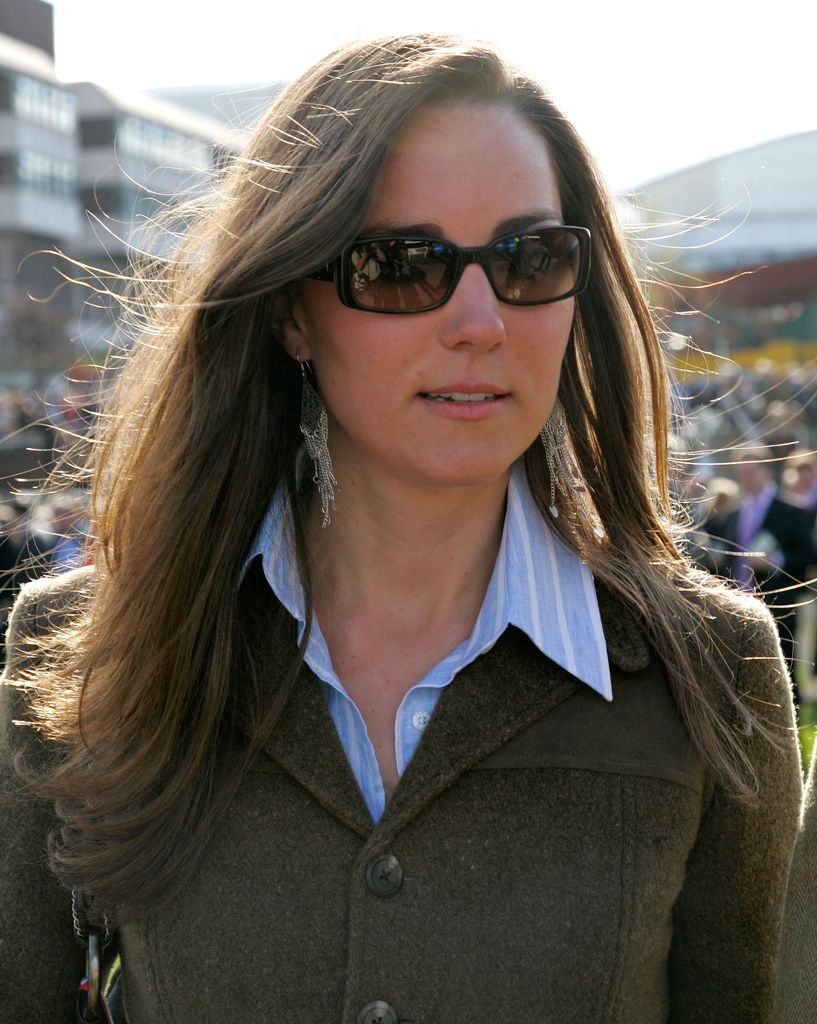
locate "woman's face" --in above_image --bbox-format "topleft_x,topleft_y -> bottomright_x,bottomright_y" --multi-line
286,103 -> 576,495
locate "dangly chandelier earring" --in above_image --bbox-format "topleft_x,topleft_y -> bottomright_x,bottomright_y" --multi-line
540,400 -> 579,517
540,395 -> 577,516
298,358 -> 339,528
540,400 -> 605,538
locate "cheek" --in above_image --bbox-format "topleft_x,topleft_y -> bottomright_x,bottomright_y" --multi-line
526,302 -> 574,378
302,288 -> 418,389
301,300 -> 361,382
551,298 -> 576,347
302,307 -> 402,426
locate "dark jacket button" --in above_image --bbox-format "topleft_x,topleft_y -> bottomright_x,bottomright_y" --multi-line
356,1000 -> 398,1024
365,854 -> 403,897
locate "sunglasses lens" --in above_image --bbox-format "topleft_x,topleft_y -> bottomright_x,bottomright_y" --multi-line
334,227 -> 587,311
345,239 -> 454,311
489,229 -> 583,303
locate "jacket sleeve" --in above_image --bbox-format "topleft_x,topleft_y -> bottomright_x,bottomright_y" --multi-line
0,580 -> 86,1024
667,599 -> 803,1023
773,739 -> 817,1022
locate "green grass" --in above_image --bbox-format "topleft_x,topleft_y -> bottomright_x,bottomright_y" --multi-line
797,701 -> 817,773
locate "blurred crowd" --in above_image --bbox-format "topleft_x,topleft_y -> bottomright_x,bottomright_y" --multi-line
0,383 -> 97,450
1,380 -> 98,666
5,363 -> 817,690
0,388 -> 56,451
0,488 -> 90,662
684,450 -> 817,702
676,361 -> 817,703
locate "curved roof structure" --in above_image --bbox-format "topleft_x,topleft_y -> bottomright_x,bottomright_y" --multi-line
630,130 -> 817,271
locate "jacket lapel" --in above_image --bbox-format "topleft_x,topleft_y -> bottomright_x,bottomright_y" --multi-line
240,562 -> 373,836
596,583 -> 651,673
374,627 -> 582,842
243,562 -> 651,842
374,588 -> 650,841
262,667 -> 374,836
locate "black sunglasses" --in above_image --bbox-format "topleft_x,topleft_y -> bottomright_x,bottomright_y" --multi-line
307,225 -> 591,313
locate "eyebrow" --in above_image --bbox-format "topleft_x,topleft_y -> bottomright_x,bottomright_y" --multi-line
359,209 -> 564,239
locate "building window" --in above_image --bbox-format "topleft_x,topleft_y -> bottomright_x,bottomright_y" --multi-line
0,72 -> 12,111
118,115 -> 202,165
12,74 -> 77,133
81,184 -> 142,221
80,117 -> 118,147
14,150 -> 78,198
78,114 -> 214,172
0,152 -> 16,185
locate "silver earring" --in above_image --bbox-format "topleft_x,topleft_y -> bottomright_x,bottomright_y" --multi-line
540,401 -> 604,538
299,360 -> 339,528
539,399 -> 584,519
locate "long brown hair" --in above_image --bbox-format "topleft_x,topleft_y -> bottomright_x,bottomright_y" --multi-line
9,35 -> 766,920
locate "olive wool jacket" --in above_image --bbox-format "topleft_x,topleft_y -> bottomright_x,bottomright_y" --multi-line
774,741 -> 817,1022
0,564 -> 803,1024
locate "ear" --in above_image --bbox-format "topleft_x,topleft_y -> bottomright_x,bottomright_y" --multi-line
279,283 -> 312,362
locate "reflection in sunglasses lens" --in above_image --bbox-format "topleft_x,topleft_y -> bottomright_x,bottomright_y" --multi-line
347,228 -> 583,311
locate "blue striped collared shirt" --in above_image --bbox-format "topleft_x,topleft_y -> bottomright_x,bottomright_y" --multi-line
246,459 -> 611,822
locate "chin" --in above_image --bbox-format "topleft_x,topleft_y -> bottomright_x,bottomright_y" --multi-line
407,454 -> 517,492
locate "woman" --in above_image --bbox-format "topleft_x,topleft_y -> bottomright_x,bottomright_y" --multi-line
0,35 -> 802,1023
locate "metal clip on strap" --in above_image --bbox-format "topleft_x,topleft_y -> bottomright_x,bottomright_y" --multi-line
73,889 -> 114,1024
75,933 -> 114,1024
85,931 -> 102,1021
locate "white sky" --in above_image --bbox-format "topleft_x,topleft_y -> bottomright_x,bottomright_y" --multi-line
49,0 -> 816,191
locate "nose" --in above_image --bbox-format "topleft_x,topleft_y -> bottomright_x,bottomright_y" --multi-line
437,263 -> 506,350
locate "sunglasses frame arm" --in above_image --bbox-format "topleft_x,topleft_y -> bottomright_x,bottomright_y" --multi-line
306,262 -> 335,282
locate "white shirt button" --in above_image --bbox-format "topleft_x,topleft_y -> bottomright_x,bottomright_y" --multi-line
412,710 -> 430,732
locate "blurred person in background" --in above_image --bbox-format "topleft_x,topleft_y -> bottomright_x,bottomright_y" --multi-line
0,35 -> 803,1024
0,497 -> 34,591
47,495 -> 89,574
779,451 -> 817,701
686,476 -> 741,576
764,400 -> 810,470
0,391 -> 16,442
0,501 -> 27,670
781,451 -> 817,513
715,451 -> 814,681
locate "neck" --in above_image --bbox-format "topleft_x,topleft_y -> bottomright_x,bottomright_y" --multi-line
305,469 -> 509,633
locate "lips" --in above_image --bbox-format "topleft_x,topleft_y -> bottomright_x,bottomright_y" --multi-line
418,383 -> 509,402
420,391 -> 503,402
417,385 -> 509,420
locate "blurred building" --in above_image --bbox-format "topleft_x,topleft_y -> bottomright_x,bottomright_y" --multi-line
632,131 -> 817,366
0,0 -> 79,368
71,82 -> 236,349
74,84 -> 237,266
0,0 -> 236,376
152,82 -> 283,131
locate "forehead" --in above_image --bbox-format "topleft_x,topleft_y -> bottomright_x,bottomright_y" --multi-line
363,103 -> 563,244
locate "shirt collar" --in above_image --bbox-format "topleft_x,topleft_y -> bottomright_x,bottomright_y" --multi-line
245,461 -> 612,702
498,462 -> 612,700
